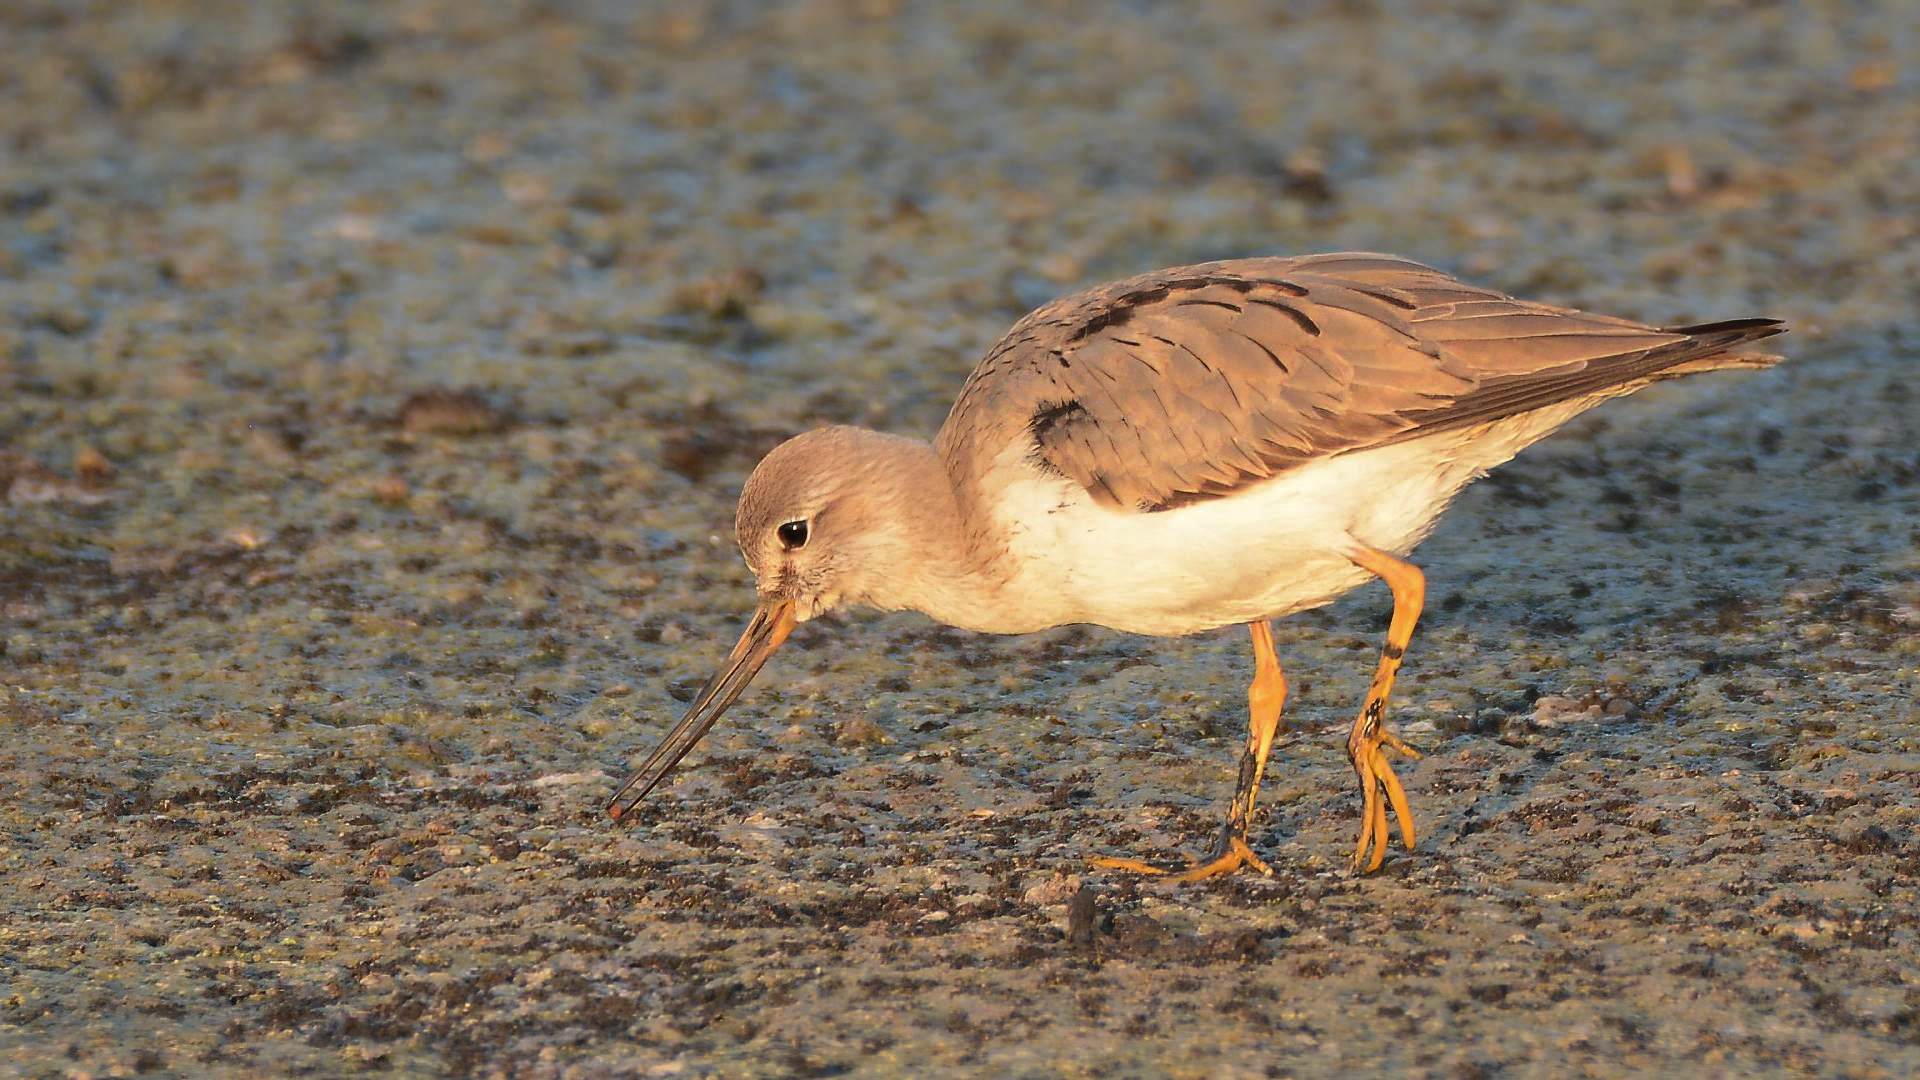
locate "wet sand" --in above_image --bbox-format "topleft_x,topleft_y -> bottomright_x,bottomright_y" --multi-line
3,1 -> 1917,1076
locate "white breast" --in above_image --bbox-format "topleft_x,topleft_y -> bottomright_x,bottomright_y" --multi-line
976,408 -> 1580,637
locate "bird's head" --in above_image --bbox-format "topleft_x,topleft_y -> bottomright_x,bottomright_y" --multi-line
734,425 -> 936,622
605,425 -> 936,819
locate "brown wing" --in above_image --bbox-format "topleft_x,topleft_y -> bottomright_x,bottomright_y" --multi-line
937,253 -> 1784,511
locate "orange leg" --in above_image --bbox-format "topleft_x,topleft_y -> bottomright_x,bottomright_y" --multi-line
1093,620 -> 1289,882
1344,544 -> 1426,873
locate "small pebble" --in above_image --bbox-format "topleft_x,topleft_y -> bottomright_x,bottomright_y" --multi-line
73,445 -> 114,484
398,388 -> 508,436
1021,872 -> 1082,906
372,474 -> 409,504
1066,887 -> 1098,948
834,716 -> 889,747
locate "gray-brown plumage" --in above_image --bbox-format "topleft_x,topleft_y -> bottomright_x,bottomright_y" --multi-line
939,252 -> 1783,512
610,251 -> 1785,880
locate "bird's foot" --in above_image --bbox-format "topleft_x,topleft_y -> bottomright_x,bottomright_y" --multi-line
1350,728 -> 1422,873
1091,825 -> 1273,883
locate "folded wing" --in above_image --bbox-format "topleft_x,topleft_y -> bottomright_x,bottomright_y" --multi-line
938,253 -> 1783,511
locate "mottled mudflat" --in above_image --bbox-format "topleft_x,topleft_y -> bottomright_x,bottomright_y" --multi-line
3,1 -> 1917,1076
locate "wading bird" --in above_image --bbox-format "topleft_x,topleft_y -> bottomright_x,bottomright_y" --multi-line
606,253 -> 1784,879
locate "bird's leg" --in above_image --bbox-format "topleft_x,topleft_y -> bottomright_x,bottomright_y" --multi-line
1186,619 -> 1289,879
1343,544 -> 1426,873
1092,620 -> 1288,882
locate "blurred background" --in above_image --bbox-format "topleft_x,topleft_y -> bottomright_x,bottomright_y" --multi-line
3,1 -> 1916,1075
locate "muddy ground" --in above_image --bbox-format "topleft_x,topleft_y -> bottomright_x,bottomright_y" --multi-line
3,1 -> 1917,1076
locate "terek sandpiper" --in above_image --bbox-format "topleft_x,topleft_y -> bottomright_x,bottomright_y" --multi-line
607,252 -> 1785,879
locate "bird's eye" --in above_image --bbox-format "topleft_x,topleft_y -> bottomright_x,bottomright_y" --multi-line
777,520 -> 809,550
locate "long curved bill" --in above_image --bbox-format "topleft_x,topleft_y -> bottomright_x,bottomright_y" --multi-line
605,600 -> 796,821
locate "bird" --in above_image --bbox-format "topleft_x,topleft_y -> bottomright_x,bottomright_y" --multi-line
605,252 -> 1785,880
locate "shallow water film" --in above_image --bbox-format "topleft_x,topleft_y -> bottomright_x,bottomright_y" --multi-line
3,1 -> 1918,1076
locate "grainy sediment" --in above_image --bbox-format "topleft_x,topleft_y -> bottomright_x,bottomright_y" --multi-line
2,2 -> 1916,1076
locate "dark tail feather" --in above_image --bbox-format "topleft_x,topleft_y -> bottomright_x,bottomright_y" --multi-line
1663,317 -> 1788,350
1656,317 -> 1788,375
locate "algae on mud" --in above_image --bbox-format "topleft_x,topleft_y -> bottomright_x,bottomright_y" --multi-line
3,0 -> 1918,1076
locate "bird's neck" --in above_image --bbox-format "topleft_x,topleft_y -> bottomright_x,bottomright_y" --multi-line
859,436 -> 1034,633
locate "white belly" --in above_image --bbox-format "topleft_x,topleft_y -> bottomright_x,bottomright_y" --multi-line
977,409 -> 1579,636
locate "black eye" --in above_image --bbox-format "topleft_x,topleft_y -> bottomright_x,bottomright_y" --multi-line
777,520 -> 809,550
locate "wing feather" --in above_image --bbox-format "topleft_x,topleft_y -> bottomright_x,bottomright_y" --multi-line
936,254 -> 1785,512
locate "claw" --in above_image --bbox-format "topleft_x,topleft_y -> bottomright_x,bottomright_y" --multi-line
1350,734 -> 1419,874
1380,730 -> 1423,760
1094,833 -> 1273,883
1088,854 -> 1165,875
1352,759 -> 1382,869
1375,748 -> 1417,851
1367,778 -> 1389,872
